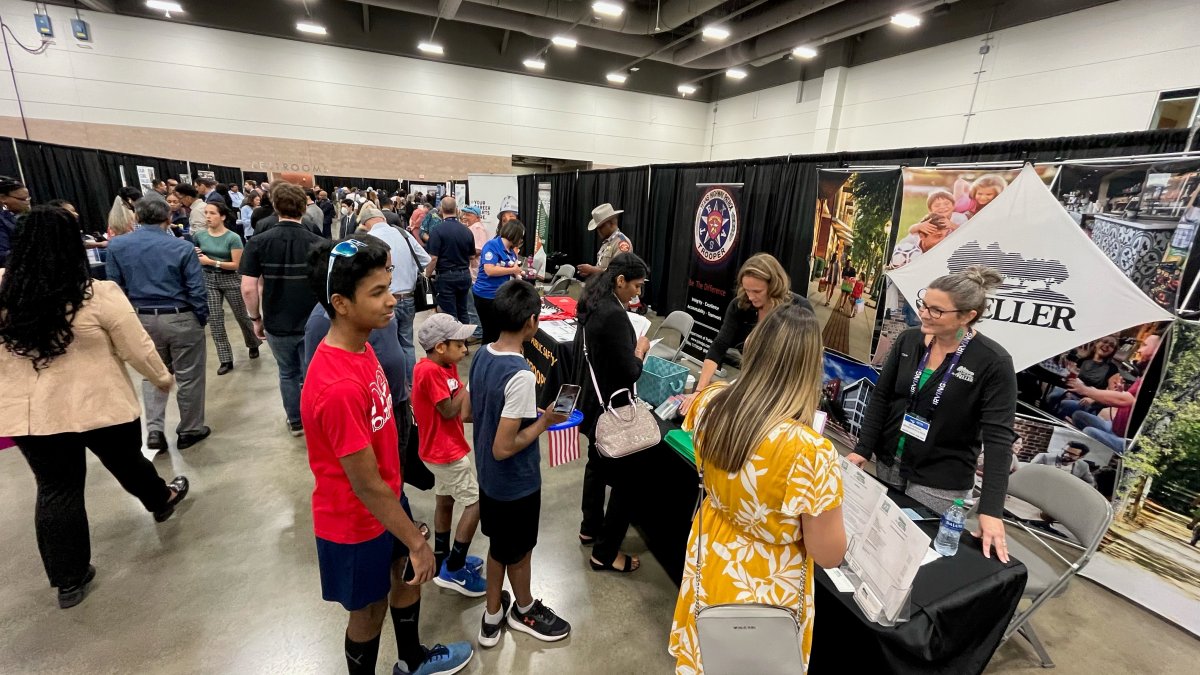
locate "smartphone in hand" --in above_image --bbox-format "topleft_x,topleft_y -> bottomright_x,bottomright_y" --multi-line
552,384 -> 581,416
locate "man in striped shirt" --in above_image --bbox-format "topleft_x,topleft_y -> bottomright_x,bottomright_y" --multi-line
240,182 -> 324,436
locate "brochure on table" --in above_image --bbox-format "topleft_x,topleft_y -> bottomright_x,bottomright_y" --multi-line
836,457 -> 932,626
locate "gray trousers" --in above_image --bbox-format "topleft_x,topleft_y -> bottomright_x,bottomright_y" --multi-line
873,458 -> 972,515
140,313 -> 207,435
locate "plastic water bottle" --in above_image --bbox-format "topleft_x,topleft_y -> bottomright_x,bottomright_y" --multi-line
934,499 -> 967,557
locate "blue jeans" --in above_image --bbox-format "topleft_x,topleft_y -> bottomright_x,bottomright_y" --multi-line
435,269 -> 471,324
393,296 -> 416,381
266,332 -> 306,424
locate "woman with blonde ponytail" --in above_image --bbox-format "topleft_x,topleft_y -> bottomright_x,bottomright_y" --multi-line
668,303 -> 847,674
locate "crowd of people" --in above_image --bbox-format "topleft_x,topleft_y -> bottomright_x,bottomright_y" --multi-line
1,169 -> 1028,674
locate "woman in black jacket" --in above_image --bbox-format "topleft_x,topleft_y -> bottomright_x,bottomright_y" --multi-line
850,265 -> 1015,562
574,253 -> 650,573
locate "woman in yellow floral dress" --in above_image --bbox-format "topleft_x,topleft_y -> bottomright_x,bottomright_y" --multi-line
669,304 -> 847,674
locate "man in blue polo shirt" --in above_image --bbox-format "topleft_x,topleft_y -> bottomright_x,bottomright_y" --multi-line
424,197 -> 475,324
106,197 -> 210,452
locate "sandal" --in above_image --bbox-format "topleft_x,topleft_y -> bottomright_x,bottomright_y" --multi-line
578,533 -> 596,546
590,553 -> 640,573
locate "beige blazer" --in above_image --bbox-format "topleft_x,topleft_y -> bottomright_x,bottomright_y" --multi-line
0,276 -> 172,437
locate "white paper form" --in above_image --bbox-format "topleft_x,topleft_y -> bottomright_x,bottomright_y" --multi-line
838,457 -> 887,541
847,499 -> 932,623
627,312 -> 652,338
539,320 -> 578,344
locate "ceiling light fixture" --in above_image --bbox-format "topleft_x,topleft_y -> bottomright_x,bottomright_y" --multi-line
891,12 -> 922,28
606,72 -> 627,84
418,42 -> 444,55
296,22 -> 327,35
146,1 -> 183,12
592,2 -> 624,17
523,58 -> 546,70
792,45 -> 818,59
551,35 -> 577,48
702,25 -> 730,40
726,68 -> 747,79
677,84 -> 697,95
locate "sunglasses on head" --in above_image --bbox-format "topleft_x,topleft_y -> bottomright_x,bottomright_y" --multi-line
326,239 -> 368,303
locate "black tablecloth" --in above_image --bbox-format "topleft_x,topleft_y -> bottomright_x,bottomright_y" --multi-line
523,326 -> 576,409
808,490 -> 1027,675
651,438 -> 1027,674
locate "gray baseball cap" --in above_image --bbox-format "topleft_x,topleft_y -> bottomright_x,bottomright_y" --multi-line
418,313 -> 477,350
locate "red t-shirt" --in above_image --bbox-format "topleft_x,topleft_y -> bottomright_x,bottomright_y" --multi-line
411,357 -> 472,465
301,341 -> 401,544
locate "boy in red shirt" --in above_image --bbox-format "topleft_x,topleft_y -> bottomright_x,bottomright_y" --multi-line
411,314 -> 487,597
301,236 -> 472,675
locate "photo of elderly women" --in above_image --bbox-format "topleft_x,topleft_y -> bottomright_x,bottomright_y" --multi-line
872,166 -> 1059,366
809,169 -> 900,361
851,265 -> 1017,561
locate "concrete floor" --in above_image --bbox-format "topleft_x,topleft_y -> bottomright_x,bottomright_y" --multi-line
0,311 -> 1197,674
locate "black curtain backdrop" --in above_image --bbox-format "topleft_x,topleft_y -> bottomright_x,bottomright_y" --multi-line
0,138 -> 20,179
243,171 -> 268,184
319,176 -> 402,194
15,140 -> 111,233
517,174 -> 540,250
190,162 -> 242,187
573,166 -> 651,269
97,151 -> 188,202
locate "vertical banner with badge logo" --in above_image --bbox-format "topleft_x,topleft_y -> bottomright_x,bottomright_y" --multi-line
682,183 -> 744,362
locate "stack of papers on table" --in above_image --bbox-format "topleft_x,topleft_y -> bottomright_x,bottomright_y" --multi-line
836,457 -> 933,625
540,320 -> 577,344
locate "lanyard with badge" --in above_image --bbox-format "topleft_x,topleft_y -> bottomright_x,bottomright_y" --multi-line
899,330 -> 974,451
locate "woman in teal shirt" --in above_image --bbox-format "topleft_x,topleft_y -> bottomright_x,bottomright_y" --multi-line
194,202 -> 261,374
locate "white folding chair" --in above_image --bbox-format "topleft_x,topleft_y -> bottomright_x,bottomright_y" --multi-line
648,311 -> 695,363
545,264 -> 576,296
1000,463 -> 1114,668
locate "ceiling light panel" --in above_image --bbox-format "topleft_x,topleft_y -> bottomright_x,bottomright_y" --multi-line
418,42 -> 444,55
677,84 -> 697,95
702,26 -> 730,40
793,45 -> 817,59
726,68 -> 747,79
296,22 -> 326,35
606,72 -> 627,84
891,12 -> 922,28
592,2 -> 624,17
146,1 -> 183,11
551,36 -> 577,48
523,58 -> 546,70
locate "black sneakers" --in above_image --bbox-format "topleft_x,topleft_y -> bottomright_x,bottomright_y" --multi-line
177,426 -> 211,450
477,590 -> 511,648
287,419 -> 305,437
507,599 -> 571,642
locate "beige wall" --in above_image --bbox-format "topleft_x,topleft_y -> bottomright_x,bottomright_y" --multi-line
0,116 -> 514,181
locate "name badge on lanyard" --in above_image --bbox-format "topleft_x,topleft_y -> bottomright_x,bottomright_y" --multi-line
904,330 -> 974,444
901,413 -> 931,442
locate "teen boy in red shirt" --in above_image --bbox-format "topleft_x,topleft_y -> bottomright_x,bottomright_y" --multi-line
301,235 -> 472,675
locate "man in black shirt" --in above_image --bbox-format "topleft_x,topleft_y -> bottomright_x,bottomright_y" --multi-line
240,182 -> 324,436
424,197 -> 475,323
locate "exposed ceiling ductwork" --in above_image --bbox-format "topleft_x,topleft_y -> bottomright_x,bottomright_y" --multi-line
462,0 -> 728,35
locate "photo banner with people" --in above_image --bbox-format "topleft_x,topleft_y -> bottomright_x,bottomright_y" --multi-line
467,173 -> 519,239
809,169 -> 901,364
682,183 -> 744,362
872,165 -> 1059,365
886,165 -> 1173,371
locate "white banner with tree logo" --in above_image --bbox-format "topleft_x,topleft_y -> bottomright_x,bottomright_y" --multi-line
886,164 -> 1173,371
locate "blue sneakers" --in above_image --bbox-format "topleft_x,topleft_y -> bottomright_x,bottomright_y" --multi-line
433,560 -> 487,597
393,642 -> 473,675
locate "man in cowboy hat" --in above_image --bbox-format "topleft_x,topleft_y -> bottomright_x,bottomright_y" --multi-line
578,202 -> 630,278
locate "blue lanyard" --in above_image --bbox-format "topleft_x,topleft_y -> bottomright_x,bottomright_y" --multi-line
908,330 -> 974,415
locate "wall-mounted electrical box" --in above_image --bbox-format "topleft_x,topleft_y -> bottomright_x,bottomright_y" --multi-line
34,13 -> 53,37
72,19 -> 91,42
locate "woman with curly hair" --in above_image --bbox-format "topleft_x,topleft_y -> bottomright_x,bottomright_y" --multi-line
0,206 -> 190,609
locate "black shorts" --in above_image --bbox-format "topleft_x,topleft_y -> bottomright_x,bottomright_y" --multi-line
480,489 -> 541,565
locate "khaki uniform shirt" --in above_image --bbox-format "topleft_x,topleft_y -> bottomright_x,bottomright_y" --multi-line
596,229 -> 633,270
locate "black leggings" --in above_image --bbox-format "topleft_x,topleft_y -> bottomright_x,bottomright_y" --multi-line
16,419 -> 172,588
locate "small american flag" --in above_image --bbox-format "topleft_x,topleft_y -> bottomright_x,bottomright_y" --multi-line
548,427 -> 580,467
